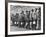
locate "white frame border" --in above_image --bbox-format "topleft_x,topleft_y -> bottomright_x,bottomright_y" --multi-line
8,2 -> 43,35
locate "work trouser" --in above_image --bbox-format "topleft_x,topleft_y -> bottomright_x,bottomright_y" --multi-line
31,19 -> 37,30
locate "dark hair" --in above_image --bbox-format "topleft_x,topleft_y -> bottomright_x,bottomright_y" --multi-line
35,8 -> 37,12
31,9 -> 34,12
21,11 -> 24,14
26,10 -> 28,12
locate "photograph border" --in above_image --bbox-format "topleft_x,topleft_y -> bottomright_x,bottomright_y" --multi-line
5,1 -> 45,37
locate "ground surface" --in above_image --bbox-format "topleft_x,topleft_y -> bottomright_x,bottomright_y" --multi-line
10,25 -> 29,31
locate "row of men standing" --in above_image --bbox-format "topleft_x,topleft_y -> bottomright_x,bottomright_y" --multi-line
11,8 -> 41,30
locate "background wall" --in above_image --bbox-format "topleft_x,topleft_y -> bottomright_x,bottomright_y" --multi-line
0,0 -> 46,37
10,5 -> 39,15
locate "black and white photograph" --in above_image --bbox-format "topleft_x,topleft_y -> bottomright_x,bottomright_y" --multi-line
10,6 -> 41,31
7,1 -> 45,35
